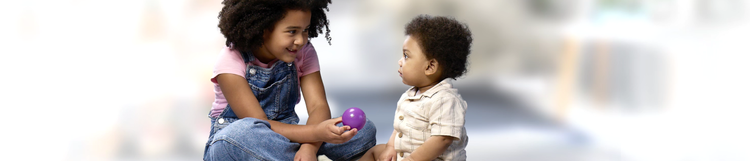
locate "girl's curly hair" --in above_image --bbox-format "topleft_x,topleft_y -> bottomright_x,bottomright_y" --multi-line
218,0 -> 332,53
405,15 -> 473,80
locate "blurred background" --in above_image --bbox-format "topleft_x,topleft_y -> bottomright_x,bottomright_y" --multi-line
1,0 -> 750,160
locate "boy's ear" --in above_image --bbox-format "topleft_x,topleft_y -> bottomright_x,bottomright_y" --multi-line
425,58 -> 439,76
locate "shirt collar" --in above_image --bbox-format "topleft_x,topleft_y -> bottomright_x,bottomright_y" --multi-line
406,79 -> 453,100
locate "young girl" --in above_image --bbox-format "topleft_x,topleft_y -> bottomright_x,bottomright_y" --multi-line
203,0 -> 376,160
360,15 -> 472,161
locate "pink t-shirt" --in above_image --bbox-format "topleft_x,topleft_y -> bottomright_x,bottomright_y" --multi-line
209,43 -> 320,117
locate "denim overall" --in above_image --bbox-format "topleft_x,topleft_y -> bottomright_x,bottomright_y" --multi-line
204,51 -> 376,161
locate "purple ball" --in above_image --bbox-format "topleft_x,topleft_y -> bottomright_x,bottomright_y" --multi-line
342,107 -> 366,130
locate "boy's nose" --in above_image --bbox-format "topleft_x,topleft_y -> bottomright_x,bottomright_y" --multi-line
398,57 -> 403,66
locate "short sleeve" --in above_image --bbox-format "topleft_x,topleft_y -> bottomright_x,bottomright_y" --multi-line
428,95 -> 467,140
297,43 -> 320,77
211,47 -> 246,83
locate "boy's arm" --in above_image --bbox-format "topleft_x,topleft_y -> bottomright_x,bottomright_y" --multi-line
381,130 -> 398,160
406,96 -> 465,161
404,136 -> 454,161
386,130 -> 397,148
217,74 -> 355,144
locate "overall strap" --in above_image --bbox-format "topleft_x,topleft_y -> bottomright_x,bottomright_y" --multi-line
240,51 -> 254,64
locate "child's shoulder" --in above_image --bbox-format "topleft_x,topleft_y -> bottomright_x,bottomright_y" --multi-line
293,43 -> 322,76
219,46 -> 243,60
432,80 -> 462,96
211,46 -> 247,83
429,81 -> 467,104
298,42 -> 317,58
432,87 -> 464,102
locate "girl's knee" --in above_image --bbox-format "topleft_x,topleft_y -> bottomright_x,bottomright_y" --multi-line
360,119 -> 377,138
238,117 -> 270,126
210,118 -> 279,146
347,119 -> 377,149
221,118 -> 271,132
205,140 -> 235,161
207,140 -> 272,161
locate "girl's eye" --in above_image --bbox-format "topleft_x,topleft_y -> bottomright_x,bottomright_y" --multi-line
403,53 -> 408,59
288,30 -> 297,34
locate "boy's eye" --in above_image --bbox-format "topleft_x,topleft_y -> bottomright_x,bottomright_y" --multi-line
403,53 -> 408,59
288,30 -> 296,34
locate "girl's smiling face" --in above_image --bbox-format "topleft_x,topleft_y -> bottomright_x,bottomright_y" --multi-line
254,9 -> 311,63
398,35 -> 432,87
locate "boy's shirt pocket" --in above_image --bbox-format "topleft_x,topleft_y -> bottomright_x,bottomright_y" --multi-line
401,102 -> 429,131
394,96 -> 434,147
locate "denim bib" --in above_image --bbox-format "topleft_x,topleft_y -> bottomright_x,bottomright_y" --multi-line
208,51 -> 300,138
222,51 -> 299,122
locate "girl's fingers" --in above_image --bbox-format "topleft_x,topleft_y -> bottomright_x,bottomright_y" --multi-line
329,125 -> 351,135
327,127 -> 357,143
328,124 -> 343,135
340,128 -> 358,140
331,117 -> 343,124
322,117 -> 358,143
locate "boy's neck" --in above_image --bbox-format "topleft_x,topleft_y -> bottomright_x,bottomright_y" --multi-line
415,79 -> 442,94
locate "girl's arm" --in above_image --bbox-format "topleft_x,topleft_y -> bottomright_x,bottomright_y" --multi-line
216,73 -> 356,143
404,136 -> 454,161
296,71 -> 331,154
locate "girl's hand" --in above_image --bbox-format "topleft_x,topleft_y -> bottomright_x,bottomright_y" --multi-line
378,146 -> 397,161
314,117 -> 358,144
294,145 -> 318,161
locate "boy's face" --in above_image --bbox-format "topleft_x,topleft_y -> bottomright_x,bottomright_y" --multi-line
399,36 -> 433,87
257,9 -> 311,63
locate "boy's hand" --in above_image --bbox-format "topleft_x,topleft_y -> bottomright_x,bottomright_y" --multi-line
378,145 -> 397,161
314,117 -> 358,144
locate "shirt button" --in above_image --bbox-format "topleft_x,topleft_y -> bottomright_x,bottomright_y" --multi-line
287,63 -> 292,66
398,133 -> 403,138
399,152 -> 404,157
399,116 -> 404,120
248,68 -> 256,75
218,118 -> 225,124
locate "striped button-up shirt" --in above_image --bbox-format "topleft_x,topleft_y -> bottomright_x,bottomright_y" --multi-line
393,79 -> 468,161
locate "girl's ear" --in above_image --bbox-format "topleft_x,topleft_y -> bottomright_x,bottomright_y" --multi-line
262,29 -> 271,40
425,58 -> 439,76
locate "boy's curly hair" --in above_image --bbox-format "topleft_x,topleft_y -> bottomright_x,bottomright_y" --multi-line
405,15 -> 473,80
218,0 -> 332,52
